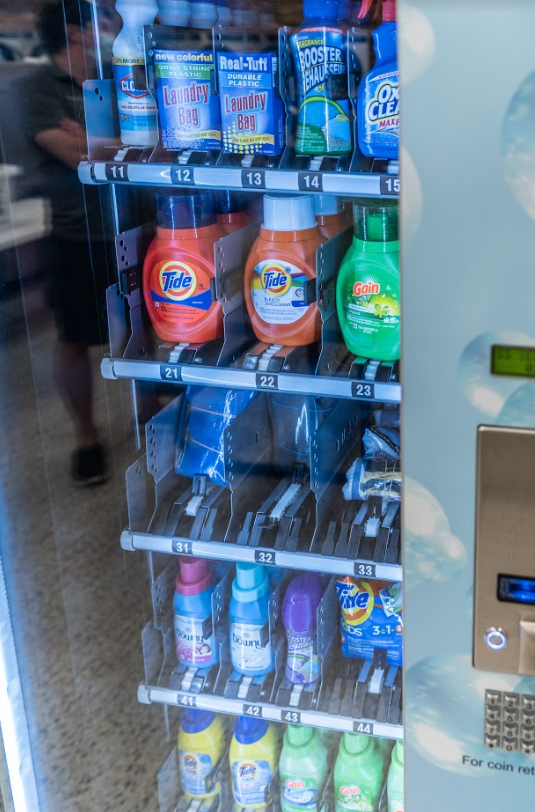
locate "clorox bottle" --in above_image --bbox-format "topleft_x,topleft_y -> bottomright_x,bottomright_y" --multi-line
143,191 -> 226,344
244,194 -> 324,346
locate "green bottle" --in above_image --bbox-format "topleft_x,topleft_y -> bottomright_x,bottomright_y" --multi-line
387,742 -> 404,812
280,725 -> 328,812
334,733 -> 384,812
335,200 -> 400,362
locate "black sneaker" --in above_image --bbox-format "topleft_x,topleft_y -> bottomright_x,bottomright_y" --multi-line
71,443 -> 107,486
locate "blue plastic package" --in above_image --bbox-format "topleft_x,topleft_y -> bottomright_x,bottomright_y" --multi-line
335,577 -> 403,666
153,48 -> 222,150
176,388 -> 257,488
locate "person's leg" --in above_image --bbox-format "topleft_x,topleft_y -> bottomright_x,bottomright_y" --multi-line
55,340 -> 99,447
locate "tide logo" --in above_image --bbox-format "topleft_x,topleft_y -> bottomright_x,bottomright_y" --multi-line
238,763 -> 258,781
261,264 -> 292,296
159,261 -> 197,301
119,73 -> 151,99
336,578 -> 374,627
353,280 -> 380,297
182,754 -> 198,771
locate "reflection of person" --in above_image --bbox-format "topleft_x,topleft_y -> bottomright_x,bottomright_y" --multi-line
18,0 -> 113,484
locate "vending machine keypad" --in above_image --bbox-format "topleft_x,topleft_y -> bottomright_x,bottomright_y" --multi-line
484,690 -> 535,752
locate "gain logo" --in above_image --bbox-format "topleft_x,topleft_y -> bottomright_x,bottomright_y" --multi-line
261,264 -> 292,296
335,578 -> 374,627
119,73 -> 151,99
353,280 -> 380,298
159,261 -> 197,301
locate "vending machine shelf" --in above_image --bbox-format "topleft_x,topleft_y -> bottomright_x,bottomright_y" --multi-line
102,357 -> 402,403
78,159 -> 400,199
139,682 -> 403,741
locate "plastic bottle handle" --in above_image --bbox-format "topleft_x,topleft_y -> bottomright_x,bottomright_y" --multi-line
358,0 -> 396,21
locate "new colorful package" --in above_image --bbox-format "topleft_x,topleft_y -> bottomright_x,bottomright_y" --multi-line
217,52 -> 285,156
335,577 -> 403,666
154,49 -> 221,151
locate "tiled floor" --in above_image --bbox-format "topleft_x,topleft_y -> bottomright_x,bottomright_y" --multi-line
0,268 -> 171,812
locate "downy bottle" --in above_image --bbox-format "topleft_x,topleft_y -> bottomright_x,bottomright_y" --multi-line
290,0 -> 352,156
113,0 -> 158,145
357,0 -> 399,159
336,199 -> 399,361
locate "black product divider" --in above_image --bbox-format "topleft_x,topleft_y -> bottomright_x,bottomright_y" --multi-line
143,558 -> 402,734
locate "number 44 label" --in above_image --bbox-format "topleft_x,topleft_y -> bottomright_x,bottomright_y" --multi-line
353,721 -> 374,735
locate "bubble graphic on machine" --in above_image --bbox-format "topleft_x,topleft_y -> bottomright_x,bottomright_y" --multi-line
398,3 -> 436,85
497,381 -> 535,429
406,654 -> 531,775
400,147 -> 422,245
502,71 -> 535,221
459,331 -> 535,417
404,477 -> 466,591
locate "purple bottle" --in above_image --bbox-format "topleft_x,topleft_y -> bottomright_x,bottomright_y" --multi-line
282,574 -> 325,685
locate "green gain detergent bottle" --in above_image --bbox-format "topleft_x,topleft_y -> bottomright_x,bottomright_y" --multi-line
336,200 -> 399,362
334,733 -> 384,812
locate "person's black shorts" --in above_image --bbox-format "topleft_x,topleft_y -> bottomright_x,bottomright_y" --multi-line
47,238 -> 111,346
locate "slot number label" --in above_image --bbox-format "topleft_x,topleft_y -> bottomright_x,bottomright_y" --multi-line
160,365 -> 182,382
379,176 -> 400,196
298,172 -> 323,192
171,166 -> 195,186
353,721 -> 374,735
243,704 -> 263,718
242,169 -> 266,189
355,563 -> 376,578
282,711 -> 301,724
172,540 -> 193,555
255,550 -> 276,565
256,373 -> 279,390
179,694 -> 197,708
351,382 -> 375,400
105,163 -> 129,182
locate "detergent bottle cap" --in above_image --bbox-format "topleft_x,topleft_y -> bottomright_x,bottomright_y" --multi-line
314,194 -> 344,216
156,191 -> 217,231
303,0 -> 339,20
215,190 -> 249,214
263,194 -> 317,232
176,557 -> 212,595
286,724 -> 314,747
342,733 -> 372,755
234,715 -> 269,743
181,708 -> 216,733
353,200 -> 398,242
232,562 -> 269,601
359,0 -> 396,21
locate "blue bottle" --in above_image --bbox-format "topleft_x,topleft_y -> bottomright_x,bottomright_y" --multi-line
290,0 -> 352,156
357,0 -> 399,159
174,557 -> 219,668
229,564 -> 274,676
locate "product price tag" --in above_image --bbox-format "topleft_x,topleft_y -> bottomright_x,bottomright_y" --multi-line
379,176 -> 400,196
354,562 -> 376,579
105,163 -> 129,182
256,373 -> 278,390
351,382 -> 375,400
242,169 -> 266,189
353,721 -> 374,735
170,166 -> 195,186
160,365 -> 182,382
298,172 -> 323,192
179,694 -> 197,708
282,710 -> 301,724
254,550 -> 276,566
172,540 -> 193,555
243,704 -> 263,718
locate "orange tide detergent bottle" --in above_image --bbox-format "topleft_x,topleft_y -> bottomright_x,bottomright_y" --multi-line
314,195 -> 350,240
143,191 -> 226,343
244,194 -> 324,346
216,191 -> 255,235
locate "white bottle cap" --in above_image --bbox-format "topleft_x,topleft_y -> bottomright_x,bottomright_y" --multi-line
314,194 -> 343,216
263,194 -> 317,232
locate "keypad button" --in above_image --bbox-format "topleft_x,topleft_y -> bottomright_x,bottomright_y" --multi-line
485,690 -> 502,706
504,693 -> 520,708
485,734 -> 500,748
485,720 -> 500,735
522,695 -> 535,711
504,708 -> 519,724
502,737 -> 518,752
522,740 -> 535,754
504,723 -> 519,738
485,704 -> 501,721
522,727 -> 535,742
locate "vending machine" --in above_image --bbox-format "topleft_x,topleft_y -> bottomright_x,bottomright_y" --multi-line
2,0 -> 535,811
